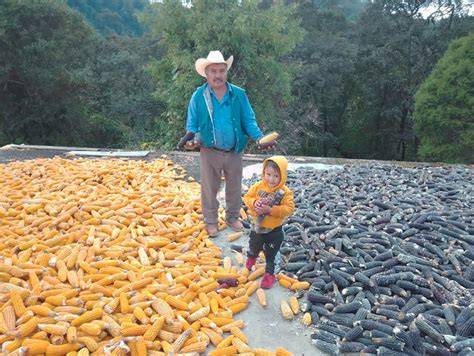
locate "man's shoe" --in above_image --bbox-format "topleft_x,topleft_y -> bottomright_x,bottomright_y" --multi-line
206,224 -> 218,237
245,257 -> 257,270
227,219 -> 243,232
261,273 -> 276,289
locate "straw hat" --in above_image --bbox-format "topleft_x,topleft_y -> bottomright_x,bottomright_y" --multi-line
195,50 -> 234,77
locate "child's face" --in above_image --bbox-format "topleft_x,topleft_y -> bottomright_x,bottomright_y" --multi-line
264,166 -> 280,188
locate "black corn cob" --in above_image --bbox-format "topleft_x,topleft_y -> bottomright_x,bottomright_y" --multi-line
343,325 -> 364,342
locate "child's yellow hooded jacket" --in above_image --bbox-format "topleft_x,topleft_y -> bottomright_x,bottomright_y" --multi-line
243,156 -> 295,233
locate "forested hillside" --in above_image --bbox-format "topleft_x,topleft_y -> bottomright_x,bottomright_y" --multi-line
0,0 -> 472,163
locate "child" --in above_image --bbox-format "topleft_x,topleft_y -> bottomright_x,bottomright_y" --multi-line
243,156 -> 295,289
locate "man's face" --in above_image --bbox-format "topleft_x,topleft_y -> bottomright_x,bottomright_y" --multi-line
205,63 -> 228,90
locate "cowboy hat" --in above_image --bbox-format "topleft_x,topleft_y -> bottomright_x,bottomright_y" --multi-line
195,50 -> 234,77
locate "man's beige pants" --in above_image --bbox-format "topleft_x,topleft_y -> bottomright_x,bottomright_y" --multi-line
200,147 -> 243,225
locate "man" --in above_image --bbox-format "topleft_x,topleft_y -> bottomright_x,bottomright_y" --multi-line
183,50 -> 265,237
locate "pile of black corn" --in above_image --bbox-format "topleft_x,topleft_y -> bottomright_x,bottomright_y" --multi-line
243,164 -> 474,355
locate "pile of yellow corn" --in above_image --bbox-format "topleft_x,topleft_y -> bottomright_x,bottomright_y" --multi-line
0,157 -> 294,355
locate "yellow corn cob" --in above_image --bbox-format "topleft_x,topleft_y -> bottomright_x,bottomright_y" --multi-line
67,326 -> 77,343
275,346 -> 294,356
151,299 -> 174,322
256,288 -> 267,309
209,345 -> 238,355
248,267 -> 265,281
143,315 -> 165,341
122,324 -> 148,336
201,327 -> 224,346
77,336 -> 98,352
229,302 -> 248,314
209,316 -> 234,327
222,256 -> 232,271
29,271 -> 41,290
188,306 -> 210,322
209,298 -> 219,314
104,296 -> 120,314
16,315 -> 39,337
3,338 -> 23,353
161,321 -> 183,335
3,305 -> 16,332
198,292 -> 210,307
38,323 -> 68,335
56,260 -> 68,282
221,319 -> 244,332
229,325 -> 247,343
222,295 -> 247,309
258,131 -> 279,144
233,287 -> 247,298
45,294 -> 67,306
135,338 -> 147,356
22,339 -> 50,354
172,328 -> 192,352
67,270 -> 79,288
276,272 -> 298,283
232,335 -> 251,353
54,306 -> 85,315
29,305 -> 56,317
11,290 -> 27,317
246,281 -> 259,296
165,295 -> 188,311
301,312 -> 312,326
290,281 -> 310,290
133,306 -> 149,324
45,343 -> 81,355
71,308 -> 103,327
103,314 -> 121,338
119,292 -> 130,313
288,296 -> 299,315
209,292 -> 227,309
280,300 -> 294,320
216,334 -> 234,348
50,334 -> 65,345
77,348 -> 90,356
227,231 -> 243,242
180,341 -> 207,353
79,322 -> 102,336
158,329 -> 179,343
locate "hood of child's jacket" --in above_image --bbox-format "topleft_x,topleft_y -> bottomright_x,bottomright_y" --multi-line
261,155 -> 288,191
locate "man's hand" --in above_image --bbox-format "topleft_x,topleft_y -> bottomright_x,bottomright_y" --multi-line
184,140 -> 200,151
257,140 -> 277,151
177,132 -> 200,151
257,132 -> 278,151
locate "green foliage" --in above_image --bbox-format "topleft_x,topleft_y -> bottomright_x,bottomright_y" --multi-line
85,35 -> 164,147
288,2 -> 357,157
0,0 -> 99,146
339,0 -> 473,161
413,32 -> 474,163
0,0 -> 162,149
66,0 -> 148,36
144,0 -> 304,149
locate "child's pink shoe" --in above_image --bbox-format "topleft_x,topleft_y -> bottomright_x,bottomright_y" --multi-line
261,273 -> 275,289
245,257 -> 257,270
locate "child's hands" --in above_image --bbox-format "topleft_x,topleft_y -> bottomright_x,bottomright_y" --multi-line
254,198 -> 271,215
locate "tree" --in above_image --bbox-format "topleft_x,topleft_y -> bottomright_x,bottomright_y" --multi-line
340,0 -> 473,161
144,0 -> 304,149
0,0 -> 99,146
85,35 -> 164,147
288,1 -> 358,156
66,0 -> 148,37
413,32 -> 474,163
